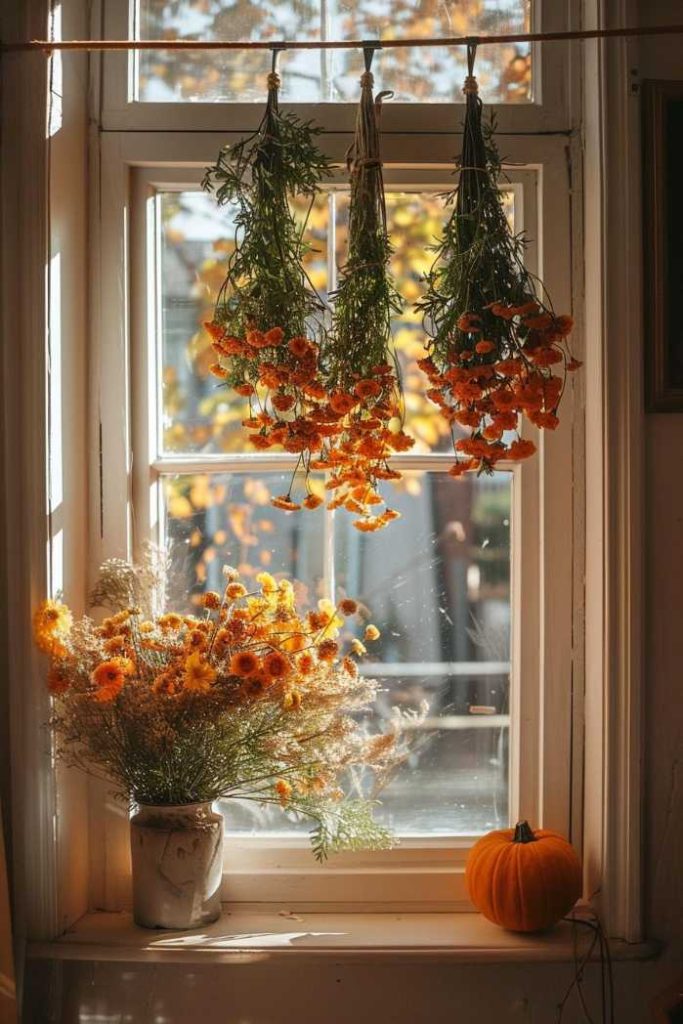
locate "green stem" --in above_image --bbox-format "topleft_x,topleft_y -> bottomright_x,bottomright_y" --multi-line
513,820 -> 537,844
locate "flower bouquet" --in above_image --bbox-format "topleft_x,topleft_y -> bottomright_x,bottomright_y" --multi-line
34,554 -> 410,928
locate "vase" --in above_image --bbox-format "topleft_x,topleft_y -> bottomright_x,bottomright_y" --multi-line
130,802 -> 223,929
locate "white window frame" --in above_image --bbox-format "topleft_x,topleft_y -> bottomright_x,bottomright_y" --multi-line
2,0 -> 647,946
87,128 -> 578,911
96,0 -> 579,134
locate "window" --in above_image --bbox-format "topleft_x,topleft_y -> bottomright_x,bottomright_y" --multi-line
100,0 -> 575,131
135,0 -> 532,104
87,0 -> 579,909
151,186 -> 516,838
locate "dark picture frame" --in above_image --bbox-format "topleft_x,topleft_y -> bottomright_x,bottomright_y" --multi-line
643,80 -> 683,412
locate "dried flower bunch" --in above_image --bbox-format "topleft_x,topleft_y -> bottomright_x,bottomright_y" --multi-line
418,45 -> 581,478
315,51 -> 413,532
202,65 -> 332,512
204,58 -> 414,530
34,554 -> 417,859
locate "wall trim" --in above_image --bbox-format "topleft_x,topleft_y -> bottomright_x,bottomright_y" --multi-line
582,0 -> 644,942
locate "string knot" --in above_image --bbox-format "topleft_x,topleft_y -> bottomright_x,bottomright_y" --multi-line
463,75 -> 478,96
360,70 -> 374,89
267,71 -> 281,90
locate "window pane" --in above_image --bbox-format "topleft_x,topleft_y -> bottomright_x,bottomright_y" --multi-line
162,471 -> 326,612
159,188 -> 515,456
137,1 -> 532,104
336,470 -> 512,835
162,468 -> 512,836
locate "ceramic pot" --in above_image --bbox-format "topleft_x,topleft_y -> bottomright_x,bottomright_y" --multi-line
130,802 -> 223,929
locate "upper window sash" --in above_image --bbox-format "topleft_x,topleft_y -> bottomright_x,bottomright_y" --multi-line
97,0 -> 579,133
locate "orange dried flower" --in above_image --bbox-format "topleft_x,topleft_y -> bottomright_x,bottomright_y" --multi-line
475,340 -> 497,355
263,651 -> 290,678
317,640 -> 339,662
230,651 -> 260,677
302,494 -> 324,511
271,495 -> 301,512
271,392 -> 296,412
275,779 -> 293,806
329,392 -> 357,415
183,652 -> 216,693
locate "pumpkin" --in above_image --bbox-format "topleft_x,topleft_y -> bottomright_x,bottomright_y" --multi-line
465,820 -> 582,932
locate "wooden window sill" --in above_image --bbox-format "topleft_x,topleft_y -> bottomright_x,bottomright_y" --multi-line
28,909 -> 659,966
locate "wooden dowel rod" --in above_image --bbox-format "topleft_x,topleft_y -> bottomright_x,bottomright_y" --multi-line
1,23 -> 683,54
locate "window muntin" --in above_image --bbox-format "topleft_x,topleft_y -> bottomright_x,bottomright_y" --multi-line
151,182 -> 515,838
136,0 -> 532,104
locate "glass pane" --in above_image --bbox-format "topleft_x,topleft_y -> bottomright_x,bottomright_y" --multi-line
335,470 -> 512,835
162,471 -> 326,612
137,1 -> 532,104
162,468 -> 512,836
159,188 -> 514,455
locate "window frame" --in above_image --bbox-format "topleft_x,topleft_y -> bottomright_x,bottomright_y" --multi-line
2,0 -> 647,945
86,128 -> 578,911
96,0 -> 579,134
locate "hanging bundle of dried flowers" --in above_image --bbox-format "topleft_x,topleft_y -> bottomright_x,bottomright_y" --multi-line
417,44 -> 581,478
203,58 -> 332,511
315,48 -> 413,532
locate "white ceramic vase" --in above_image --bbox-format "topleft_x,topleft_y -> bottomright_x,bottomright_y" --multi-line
130,802 -> 223,929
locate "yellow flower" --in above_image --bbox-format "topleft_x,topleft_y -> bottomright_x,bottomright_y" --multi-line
316,598 -> 344,637
282,689 -> 302,711
226,582 -> 247,600
256,572 -> 278,594
158,613 -> 183,630
33,599 -> 72,654
183,652 -> 216,693
350,638 -> 367,657
364,625 -> 380,642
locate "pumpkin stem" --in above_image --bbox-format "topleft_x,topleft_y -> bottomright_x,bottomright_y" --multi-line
513,820 -> 537,844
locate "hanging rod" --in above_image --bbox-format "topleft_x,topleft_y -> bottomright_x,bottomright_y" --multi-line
2,23 -> 683,53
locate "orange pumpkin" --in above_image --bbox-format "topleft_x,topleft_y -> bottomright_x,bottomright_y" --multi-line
465,820 -> 582,932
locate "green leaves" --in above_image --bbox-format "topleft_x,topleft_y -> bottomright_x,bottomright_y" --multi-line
418,110 -> 537,366
307,799 -> 394,862
203,77 -> 332,349
327,74 -> 402,385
